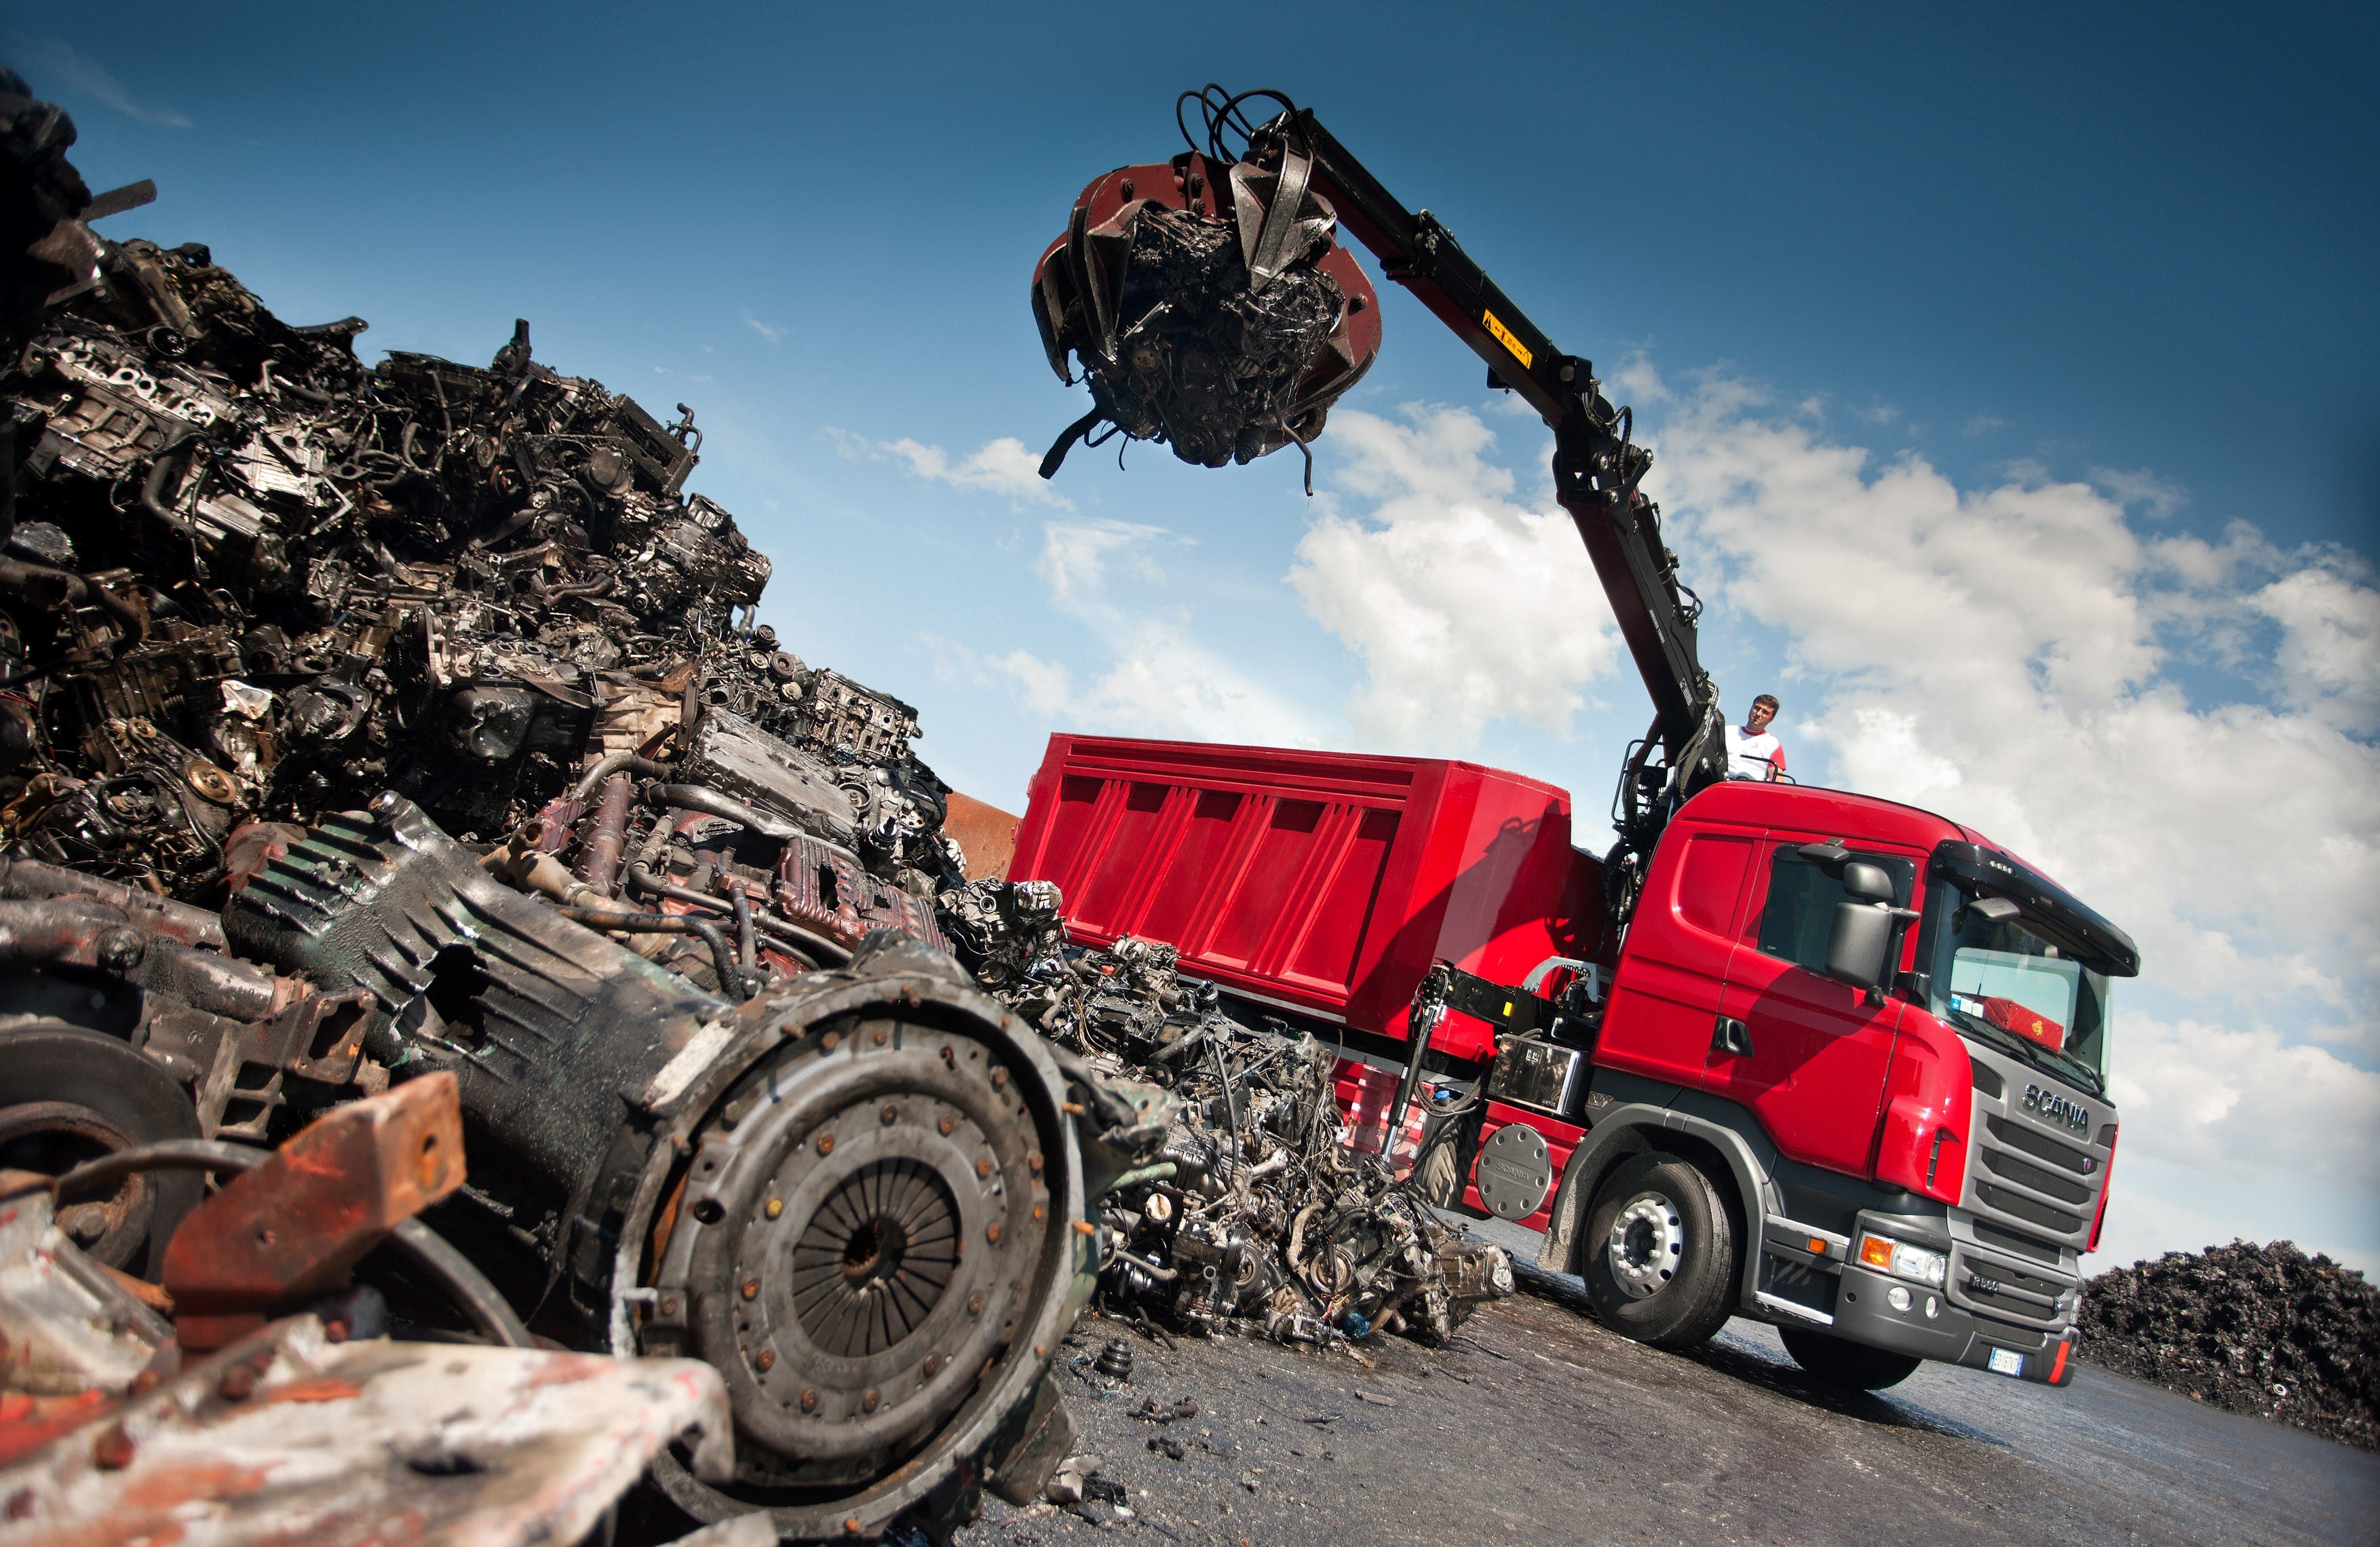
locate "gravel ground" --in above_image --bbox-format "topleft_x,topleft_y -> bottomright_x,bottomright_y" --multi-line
958,1226 -> 2380,1547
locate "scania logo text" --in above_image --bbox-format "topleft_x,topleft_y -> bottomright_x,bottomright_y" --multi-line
2022,1083 -> 2090,1133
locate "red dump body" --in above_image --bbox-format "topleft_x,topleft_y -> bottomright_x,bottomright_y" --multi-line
1007,736 -> 1609,1062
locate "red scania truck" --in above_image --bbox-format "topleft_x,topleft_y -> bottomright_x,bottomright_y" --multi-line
1008,736 -> 2134,1390
1015,90 -> 2142,1391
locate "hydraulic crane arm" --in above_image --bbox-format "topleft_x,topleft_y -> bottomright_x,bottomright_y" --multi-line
1250,109 -> 1727,797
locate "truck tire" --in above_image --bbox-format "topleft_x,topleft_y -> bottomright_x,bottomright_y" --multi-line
1779,1326 -> 1923,1391
1581,1151 -> 1738,1350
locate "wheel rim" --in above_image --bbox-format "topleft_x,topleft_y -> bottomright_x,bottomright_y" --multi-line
0,1101 -> 153,1267
1604,1189 -> 1684,1300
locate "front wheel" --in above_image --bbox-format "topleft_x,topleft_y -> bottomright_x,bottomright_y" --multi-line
1779,1326 -> 1923,1390
1581,1151 -> 1738,1350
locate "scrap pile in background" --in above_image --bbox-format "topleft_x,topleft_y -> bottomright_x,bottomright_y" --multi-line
2082,1240 -> 2378,1450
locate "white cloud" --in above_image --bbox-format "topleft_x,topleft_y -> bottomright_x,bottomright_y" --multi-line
963,519 -> 1329,748
1963,415 -> 2008,436
740,309 -> 781,345
1649,372 -> 2379,1022
1287,406 -> 1621,750
828,428 -> 1071,509
2108,1016 -> 2380,1191
2254,552 -> 2380,730
2092,464 -> 2189,520
13,36 -> 191,128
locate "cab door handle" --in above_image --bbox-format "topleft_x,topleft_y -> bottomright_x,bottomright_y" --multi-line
1711,1015 -> 1753,1057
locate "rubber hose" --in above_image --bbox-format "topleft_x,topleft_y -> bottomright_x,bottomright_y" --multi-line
729,887 -> 757,970
554,905 -> 748,1001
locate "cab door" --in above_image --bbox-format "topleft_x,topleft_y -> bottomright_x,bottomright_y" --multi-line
1706,834 -> 1918,1177
1595,819 -> 1761,1090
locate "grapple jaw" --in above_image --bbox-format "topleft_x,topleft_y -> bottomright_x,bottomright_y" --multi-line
1031,140 -> 1380,482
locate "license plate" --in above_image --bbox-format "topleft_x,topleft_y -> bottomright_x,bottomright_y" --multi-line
1986,1348 -> 2027,1377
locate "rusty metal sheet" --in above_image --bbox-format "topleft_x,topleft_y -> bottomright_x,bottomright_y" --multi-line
942,791 -> 1019,882
0,1314 -> 733,1547
0,1179 -> 173,1400
161,1075 -> 464,1337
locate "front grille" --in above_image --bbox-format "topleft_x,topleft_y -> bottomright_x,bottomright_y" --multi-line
1984,1115 -> 2093,1175
1974,1182 -> 2084,1234
1978,1147 -> 2092,1206
1955,1042 -> 2113,1262
1972,1219 -> 2061,1265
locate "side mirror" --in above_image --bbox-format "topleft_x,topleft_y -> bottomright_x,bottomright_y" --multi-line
1840,862 -> 1896,904
1824,901 -> 1895,990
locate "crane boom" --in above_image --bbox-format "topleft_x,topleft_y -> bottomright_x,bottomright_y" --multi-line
1258,108 -> 1722,784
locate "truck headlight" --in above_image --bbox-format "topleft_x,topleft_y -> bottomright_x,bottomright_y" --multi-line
1857,1232 -> 1948,1287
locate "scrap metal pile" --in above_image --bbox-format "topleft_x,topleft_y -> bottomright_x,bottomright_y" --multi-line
2082,1240 -> 2379,1450
0,64 -> 1498,1542
943,902 -> 1514,1348
0,70 -> 1170,1544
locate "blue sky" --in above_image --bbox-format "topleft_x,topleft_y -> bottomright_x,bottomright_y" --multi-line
14,4 -> 2376,1270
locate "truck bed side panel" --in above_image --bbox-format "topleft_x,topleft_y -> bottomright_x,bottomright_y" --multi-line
1010,736 -> 1601,1050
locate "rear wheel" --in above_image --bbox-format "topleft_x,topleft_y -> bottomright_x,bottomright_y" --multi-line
1581,1151 -> 1738,1350
1779,1325 -> 1923,1390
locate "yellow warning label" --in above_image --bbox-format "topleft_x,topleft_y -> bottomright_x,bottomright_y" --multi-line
1484,310 -> 1533,370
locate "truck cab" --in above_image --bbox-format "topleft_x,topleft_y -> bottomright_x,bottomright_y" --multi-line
1009,736 -> 2138,1392
1539,780 -> 2132,1389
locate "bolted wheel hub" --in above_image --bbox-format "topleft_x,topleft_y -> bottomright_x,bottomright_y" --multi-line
1605,1189 -> 1684,1300
793,1158 -> 957,1357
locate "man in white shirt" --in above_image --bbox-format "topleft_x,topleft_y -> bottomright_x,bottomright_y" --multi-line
1723,693 -> 1786,781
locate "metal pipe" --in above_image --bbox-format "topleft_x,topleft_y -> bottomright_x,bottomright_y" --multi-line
568,752 -> 672,803
554,905 -> 748,1001
647,783 -> 800,841
573,774 -> 633,895
0,857 -> 231,951
0,556 -> 146,645
751,913 -> 852,967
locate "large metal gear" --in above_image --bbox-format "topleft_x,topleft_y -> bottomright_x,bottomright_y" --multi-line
614,938 -> 1094,1541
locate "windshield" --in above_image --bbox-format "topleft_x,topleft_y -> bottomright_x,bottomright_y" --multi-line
1926,881 -> 2114,1096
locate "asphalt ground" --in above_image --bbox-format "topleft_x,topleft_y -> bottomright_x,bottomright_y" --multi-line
958,1224 -> 2380,1547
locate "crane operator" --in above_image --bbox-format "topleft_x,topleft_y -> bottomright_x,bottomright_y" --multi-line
1724,694 -> 1787,782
